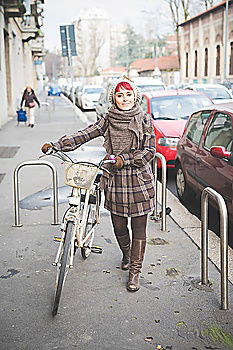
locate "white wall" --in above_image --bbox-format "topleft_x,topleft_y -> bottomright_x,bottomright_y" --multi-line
0,6 -> 8,127
0,13 -> 42,127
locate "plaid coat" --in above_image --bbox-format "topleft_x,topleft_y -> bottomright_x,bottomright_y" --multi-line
53,113 -> 156,217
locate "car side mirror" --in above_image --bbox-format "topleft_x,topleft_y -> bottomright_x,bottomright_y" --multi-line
210,146 -> 231,160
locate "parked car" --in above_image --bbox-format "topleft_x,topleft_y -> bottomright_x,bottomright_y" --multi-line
133,77 -> 165,92
184,83 -> 233,104
74,84 -> 83,105
140,90 -> 213,168
77,85 -> 103,110
96,89 -> 109,120
48,86 -> 61,96
175,102 -> 233,222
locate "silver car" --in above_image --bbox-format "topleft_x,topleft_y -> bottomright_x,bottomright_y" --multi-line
184,83 -> 233,104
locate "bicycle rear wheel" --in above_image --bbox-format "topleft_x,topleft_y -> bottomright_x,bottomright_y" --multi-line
52,220 -> 74,316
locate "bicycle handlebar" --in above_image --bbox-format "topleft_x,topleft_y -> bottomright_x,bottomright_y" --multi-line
39,146 -> 116,168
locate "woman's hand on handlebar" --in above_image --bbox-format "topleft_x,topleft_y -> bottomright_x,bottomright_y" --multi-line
41,143 -> 53,154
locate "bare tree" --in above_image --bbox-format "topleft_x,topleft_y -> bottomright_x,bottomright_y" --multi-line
89,22 -> 105,76
165,0 -> 182,66
76,21 -> 105,77
200,0 -> 215,10
164,0 -> 207,67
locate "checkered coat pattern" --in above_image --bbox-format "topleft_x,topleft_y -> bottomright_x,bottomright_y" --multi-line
53,113 -> 156,217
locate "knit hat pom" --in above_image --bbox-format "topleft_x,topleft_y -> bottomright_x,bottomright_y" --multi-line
108,76 -> 141,105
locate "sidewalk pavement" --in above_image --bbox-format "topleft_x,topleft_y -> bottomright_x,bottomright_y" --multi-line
0,93 -> 233,350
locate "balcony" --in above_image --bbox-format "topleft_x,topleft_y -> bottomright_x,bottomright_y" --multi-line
2,0 -> 26,17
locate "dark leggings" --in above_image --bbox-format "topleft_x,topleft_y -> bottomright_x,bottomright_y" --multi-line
110,213 -> 148,240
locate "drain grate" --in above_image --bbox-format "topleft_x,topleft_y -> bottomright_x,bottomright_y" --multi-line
0,174 -> 5,184
0,146 -> 19,158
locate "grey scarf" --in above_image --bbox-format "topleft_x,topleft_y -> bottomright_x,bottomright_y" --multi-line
103,103 -> 144,155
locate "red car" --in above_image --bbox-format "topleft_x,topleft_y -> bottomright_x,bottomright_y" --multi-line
141,90 -> 213,168
175,102 -> 233,222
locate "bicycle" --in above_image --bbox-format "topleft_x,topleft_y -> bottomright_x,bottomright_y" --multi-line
40,147 -> 115,316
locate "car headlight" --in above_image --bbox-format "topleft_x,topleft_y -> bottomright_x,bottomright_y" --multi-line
158,137 -> 179,148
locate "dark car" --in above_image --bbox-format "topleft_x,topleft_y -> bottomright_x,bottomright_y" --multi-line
175,102 -> 233,222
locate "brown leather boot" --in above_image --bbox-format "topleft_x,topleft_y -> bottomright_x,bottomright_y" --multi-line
127,239 -> 146,292
116,233 -> 130,270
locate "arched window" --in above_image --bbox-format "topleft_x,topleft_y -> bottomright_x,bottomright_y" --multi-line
204,48 -> 208,76
230,42 -> 233,75
186,52 -> 189,78
216,45 -> 220,76
194,50 -> 198,77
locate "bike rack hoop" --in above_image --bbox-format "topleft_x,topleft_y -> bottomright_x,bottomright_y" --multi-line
201,187 -> 229,310
13,160 -> 59,227
150,152 -> 167,231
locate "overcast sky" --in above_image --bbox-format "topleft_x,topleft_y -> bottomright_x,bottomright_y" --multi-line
43,0 -> 171,50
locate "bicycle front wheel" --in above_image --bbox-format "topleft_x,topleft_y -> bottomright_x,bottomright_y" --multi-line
52,220 -> 74,316
81,203 -> 96,259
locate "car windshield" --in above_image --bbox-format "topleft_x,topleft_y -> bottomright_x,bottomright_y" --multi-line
84,88 -> 103,94
151,94 -> 212,120
196,87 -> 232,100
138,85 -> 165,92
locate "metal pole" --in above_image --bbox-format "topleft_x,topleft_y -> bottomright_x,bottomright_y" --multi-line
223,0 -> 229,83
66,25 -> 75,110
151,152 -> 167,231
201,190 -> 209,284
13,160 -> 59,227
160,153 -> 167,231
200,187 -> 229,310
218,194 -> 228,310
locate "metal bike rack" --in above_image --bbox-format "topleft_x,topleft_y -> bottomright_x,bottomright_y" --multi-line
13,160 -> 59,227
201,187 -> 229,310
150,152 -> 167,231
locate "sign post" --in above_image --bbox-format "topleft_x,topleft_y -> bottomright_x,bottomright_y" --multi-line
60,25 -> 77,108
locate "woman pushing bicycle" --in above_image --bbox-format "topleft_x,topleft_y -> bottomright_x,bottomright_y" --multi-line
41,76 -> 156,292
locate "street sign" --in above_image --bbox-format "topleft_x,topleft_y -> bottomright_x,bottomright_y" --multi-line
60,25 -> 77,57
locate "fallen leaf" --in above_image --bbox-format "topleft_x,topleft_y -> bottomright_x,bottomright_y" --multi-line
144,336 -> 153,342
176,321 -> 187,327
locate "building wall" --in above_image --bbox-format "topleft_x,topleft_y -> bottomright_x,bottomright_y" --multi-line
0,6 -> 44,128
73,8 -> 111,77
180,2 -> 233,84
0,6 -> 8,127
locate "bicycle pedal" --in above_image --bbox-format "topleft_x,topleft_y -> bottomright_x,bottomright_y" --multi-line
54,236 -> 63,242
91,246 -> 103,254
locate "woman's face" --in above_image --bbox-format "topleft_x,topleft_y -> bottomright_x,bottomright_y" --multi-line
26,87 -> 32,92
115,87 -> 134,111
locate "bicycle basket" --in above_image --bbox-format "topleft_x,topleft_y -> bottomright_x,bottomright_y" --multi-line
64,162 -> 99,189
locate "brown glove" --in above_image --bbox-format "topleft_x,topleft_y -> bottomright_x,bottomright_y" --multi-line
41,143 -> 52,154
114,156 -> 124,169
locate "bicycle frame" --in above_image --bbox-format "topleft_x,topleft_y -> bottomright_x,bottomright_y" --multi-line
54,186 -> 99,268
40,147 -> 114,269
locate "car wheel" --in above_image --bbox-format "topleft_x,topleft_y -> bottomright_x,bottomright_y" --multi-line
175,163 -> 191,203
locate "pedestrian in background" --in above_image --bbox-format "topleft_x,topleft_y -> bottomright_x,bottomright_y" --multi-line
20,86 -> 40,128
41,76 -> 155,292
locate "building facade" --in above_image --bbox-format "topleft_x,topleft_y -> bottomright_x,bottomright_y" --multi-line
179,0 -> 233,84
0,0 -> 45,128
73,8 -> 111,78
